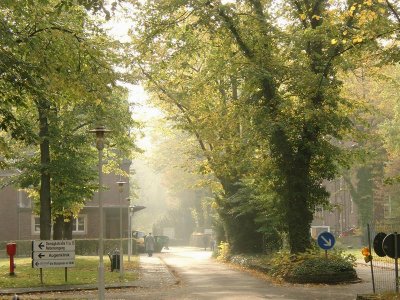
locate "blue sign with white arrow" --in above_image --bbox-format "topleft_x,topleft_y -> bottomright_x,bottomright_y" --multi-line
317,231 -> 335,250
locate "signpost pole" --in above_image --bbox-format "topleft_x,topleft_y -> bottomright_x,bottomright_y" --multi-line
128,205 -> 131,262
395,232 -> 399,293
40,268 -> 43,284
367,224 -> 375,293
117,181 -> 126,279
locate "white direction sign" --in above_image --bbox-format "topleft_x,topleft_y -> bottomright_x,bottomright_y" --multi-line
32,251 -> 75,260
32,260 -> 75,268
32,240 -> 75,269
32,240 -> 75,252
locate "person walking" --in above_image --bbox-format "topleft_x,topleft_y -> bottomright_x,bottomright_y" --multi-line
145,233 -> 155,257
202,234 -> 208,251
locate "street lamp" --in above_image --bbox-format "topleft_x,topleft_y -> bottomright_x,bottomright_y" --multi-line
127,199 -> 132,262
116,180 -> 126,279
89,126 -> 111,300
127,201 -> 146,262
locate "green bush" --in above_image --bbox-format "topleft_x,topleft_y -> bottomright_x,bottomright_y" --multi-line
0,238 -> 140,258
228,248 -> 358,284
289,256 -> 357,283
268,249 -> 357,283
230,254 -> 271,273
217,242 -> 231,262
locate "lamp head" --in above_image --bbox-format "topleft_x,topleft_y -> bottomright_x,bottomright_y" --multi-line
89,126 -> 111,150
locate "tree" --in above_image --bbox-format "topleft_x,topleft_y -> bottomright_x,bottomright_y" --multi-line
0,0 -> 138,239
129,0 -> 400,253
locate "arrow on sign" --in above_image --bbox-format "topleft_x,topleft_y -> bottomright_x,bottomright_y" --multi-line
317,231 -> 335,250
38,242 -> 45,250
35,261 -> 39,267
38,253 -> 45,259
321,235 -> 332,247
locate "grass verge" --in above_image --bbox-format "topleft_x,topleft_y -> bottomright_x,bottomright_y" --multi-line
0,255 -> 139,289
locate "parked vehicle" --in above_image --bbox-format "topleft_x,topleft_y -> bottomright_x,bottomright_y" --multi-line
132,230 -> 146,252
154,235 -> 169,252
132,231 -> 169,253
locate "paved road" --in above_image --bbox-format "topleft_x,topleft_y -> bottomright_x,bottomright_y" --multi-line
148,247 -> 373,300
5,247 -> 374,299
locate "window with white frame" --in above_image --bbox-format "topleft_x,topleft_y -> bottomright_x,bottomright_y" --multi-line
72,215 -> 86,233
32,215 -> 87,234
33,216 -> 40,234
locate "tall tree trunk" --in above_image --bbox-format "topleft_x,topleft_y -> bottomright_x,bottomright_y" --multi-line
285,163 -> 313,253
53,215 -> 64,240
63,218 -> 73,240
217,178 -> 264,253
38,99 -> 52,240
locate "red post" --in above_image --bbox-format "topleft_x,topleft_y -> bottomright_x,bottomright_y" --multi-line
6,242 -> 16,276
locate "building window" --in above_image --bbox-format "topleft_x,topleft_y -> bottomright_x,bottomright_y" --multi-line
32,215 -> 86,234
33,216 -> 40,234
72,215 -> 86,233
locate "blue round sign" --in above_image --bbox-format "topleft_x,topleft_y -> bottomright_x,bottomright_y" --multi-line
317,231 -> 335,250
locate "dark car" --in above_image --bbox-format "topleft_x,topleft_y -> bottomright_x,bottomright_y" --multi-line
154,235 -> 170,252
132,230 -> 146,252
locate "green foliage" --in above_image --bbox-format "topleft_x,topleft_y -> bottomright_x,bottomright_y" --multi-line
216,242 -> 231,262
227,248 -> 357,283
0,0 -> 139,239
0,239 -> 139,258
229,254 -> 271,273
131,0 -> 382,254
267,249 -> 356,283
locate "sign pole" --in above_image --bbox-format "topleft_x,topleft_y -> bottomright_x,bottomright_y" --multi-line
40,268 -> 43,284
367,224 -> 375,293
395,232 -> 399,293
65,267 -> 67,283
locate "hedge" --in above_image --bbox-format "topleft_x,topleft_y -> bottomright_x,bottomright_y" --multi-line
0,238 -> 139,258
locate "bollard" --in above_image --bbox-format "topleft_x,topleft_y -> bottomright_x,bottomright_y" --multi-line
6,242 -> 17,276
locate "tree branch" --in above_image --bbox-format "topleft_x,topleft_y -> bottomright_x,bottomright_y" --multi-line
16,25 -> 84,43
386,0 -> 400,23
138,65 -> 213,159
216,6 -> 254,59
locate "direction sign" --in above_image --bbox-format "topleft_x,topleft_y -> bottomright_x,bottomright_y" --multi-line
32,240 -> 75,252
317,231 -> 335,250
32,240 -> 75,269
32,251 -> 75,260
32,260 -> 75,268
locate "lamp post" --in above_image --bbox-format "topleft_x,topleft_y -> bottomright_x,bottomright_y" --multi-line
127,201 -> 132,262
89,126 -> 111,300
127,202 -> 146,262
116,181 -> 126,279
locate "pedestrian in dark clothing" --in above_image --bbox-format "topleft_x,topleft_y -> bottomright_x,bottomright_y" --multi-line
203,234 -> 208,251
145,233 -> 155,257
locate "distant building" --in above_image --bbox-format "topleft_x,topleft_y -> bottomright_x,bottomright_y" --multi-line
312,177 -> 359,238
0,159 -> 131,242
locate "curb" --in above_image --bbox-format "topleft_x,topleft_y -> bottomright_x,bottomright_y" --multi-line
0,281 -> 142,296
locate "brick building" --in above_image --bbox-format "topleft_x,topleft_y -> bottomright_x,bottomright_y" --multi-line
312,177 -> 359,238
0,160 -> 131,243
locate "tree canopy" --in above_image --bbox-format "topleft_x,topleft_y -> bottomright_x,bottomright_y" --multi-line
129,0 -> 400,253
0,0 -> 139,239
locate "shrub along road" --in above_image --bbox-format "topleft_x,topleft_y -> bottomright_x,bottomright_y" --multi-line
8,247 -> 373,299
